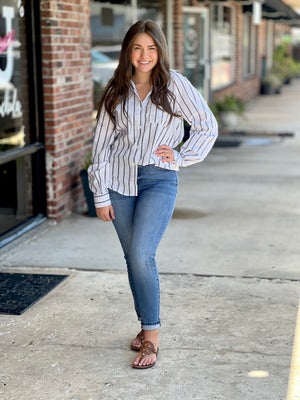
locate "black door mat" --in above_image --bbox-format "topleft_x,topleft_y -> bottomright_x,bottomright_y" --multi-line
0,273 -> 68,315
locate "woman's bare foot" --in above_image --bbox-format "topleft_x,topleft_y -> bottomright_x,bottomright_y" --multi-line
132,329 -> 159,368
131,330 -> 145,351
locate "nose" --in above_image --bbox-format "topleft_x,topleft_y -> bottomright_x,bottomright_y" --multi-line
140,49 -> 149,59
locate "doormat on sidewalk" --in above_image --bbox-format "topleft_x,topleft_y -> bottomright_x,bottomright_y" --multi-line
0,273 -> 68,315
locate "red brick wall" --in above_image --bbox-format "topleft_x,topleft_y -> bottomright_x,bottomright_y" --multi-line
40,0 -> 93,221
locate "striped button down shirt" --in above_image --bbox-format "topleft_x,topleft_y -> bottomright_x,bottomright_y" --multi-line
88,70 -> 218,207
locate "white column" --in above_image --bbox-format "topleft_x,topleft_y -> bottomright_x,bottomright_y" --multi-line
131,0 -> 138,24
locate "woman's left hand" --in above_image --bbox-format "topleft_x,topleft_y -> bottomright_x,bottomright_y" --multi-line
154,145 -> 175,163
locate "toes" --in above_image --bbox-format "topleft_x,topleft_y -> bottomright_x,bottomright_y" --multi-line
133,353 -> 143,366
132,341 -> 158,367
136,354 -> 156,366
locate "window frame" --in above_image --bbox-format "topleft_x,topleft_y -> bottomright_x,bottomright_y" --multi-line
242,13 -> 257,79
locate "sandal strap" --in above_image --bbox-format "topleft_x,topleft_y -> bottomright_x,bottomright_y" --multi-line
135,331 -> 144,341
140,340 -> 158,356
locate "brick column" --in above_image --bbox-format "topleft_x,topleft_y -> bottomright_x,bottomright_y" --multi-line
40,0 -> 93,221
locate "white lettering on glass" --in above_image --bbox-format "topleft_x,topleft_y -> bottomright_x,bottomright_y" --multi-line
0,88 -> 22,118
0,6 -> 15,84
18,0 -> 24,18
0,6 -> 22,119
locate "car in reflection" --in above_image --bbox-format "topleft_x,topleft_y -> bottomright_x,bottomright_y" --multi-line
91,48 -> 119,86
93,44 -> 121,61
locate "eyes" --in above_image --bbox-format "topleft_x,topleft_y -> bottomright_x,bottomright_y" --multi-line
132,45 -> 157,52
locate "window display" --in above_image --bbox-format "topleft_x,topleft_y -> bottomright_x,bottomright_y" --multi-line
211,4 -> 235,89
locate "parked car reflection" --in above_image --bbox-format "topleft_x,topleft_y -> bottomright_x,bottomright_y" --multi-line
92,45 -> 121,61
91,48 -> 119,86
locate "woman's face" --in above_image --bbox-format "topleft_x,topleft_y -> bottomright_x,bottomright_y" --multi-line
131,33 -> 158,76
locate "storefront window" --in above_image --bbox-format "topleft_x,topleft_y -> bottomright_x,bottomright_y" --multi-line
183,9 -> 207,94
0,1 -> 26,152
90,0 -> 162,113
0,0 -> 45,242
211,4 -> 235,90
243,13 -> 256,77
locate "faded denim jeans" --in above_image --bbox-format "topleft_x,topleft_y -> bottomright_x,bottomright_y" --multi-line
109,165 -> 178,330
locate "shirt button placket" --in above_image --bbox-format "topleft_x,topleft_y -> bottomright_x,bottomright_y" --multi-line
134,101 -> 142,163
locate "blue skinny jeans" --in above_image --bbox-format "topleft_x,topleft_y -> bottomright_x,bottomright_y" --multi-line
109,165 -> 178,330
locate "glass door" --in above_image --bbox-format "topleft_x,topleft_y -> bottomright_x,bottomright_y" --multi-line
183,7 -> 209,98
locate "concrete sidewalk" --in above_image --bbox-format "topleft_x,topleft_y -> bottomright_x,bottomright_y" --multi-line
0,270 -> 298,400
0,80 -> 300,400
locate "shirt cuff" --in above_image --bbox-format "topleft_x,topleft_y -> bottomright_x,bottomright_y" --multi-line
173,150 -> 184,167
93,192 -> 111,208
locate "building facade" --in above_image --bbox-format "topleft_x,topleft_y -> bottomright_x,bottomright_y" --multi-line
0,0 -> 299,247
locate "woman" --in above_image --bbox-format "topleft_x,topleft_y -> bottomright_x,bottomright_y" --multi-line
88,20 -> 218,369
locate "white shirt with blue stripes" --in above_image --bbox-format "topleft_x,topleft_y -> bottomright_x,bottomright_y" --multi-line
88,70 -> 218,207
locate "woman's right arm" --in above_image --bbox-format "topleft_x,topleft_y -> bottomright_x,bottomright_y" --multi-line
88,106 -> 115,214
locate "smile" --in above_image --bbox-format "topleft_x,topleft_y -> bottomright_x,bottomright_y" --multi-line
139,61 -> 151,65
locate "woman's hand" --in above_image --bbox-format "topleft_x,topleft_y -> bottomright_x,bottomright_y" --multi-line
154,145 -> 175,162
96,205 -> 115,222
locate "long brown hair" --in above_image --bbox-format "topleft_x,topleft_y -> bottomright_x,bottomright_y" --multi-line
96,20 -> 179,124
